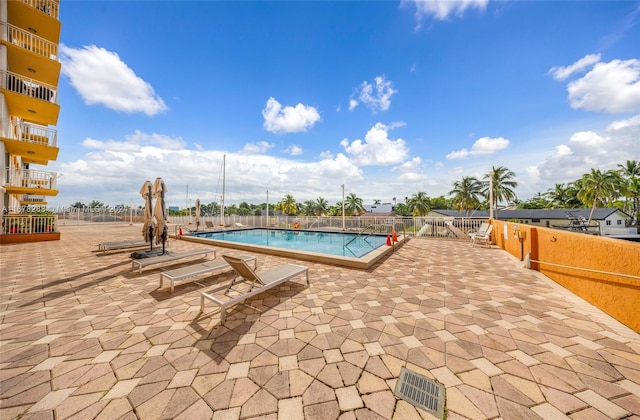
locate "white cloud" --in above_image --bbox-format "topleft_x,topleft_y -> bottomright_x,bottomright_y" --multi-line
530,115 -> 640,186
350,76 -> 397,113
59,45 -> 167,116
341,122 -> 409,165
82,130 -> 185,152
262,97 -> 321,134
550,55 -> 640,113
566,59 -> 640,113
283,144 -> 303,156
446,136 -> 510,160
241,141 -> 273,154
607,114 -> 640,131
50,130 -> 367,208
548,54 -> 601,81
406,0 -> 488,26
394,157 -> 422,173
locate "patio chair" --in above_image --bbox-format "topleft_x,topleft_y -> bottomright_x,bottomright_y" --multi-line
471,224 -> 493,247
468,222 -> 489,241
200,255 -> 309,324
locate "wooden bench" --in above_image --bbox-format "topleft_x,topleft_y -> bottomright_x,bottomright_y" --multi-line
131,248 -> 213,274
159,254 -> 256,293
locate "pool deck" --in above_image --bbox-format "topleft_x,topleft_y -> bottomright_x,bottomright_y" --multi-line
1,223 -> 639,419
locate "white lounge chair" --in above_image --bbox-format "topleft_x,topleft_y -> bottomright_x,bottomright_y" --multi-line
131,248 -> 213,273
160,254 -> 256,293
468,222 -> 489,241
200,255 -> 309,324
98,239 -> 149,254
471,224 -> 493,247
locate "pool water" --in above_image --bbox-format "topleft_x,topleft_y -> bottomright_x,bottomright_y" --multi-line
194,229 -> 387,258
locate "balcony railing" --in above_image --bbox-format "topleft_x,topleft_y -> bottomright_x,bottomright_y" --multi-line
19,195 -> 46,203
1,214 -> 58,234
22,0 -> 59,20
1,70 -> 58,104
0,119 -> 57,147
0,21 -> 58,60
4,167 -> 58,190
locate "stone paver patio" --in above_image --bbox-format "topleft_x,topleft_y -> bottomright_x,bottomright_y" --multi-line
1,223 -> 639,419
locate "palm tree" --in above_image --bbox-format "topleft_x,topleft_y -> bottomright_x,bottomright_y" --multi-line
627,177 -> 640,231
618,160 -> 640,216
279,194 -> 297,216
545,183 -> 574,209
449,176 -> 482,216
332,201 -> 343,216
302,200 -> 316,216
618,160 -> 640,178
373,199 -> 381,205
344,193 -> 364,216
577,169 -> 621,225
482,166 -> 518,218
407,192 -> 431,216
315,197 -> 329,216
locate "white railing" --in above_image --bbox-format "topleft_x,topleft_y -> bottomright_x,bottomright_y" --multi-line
167,215 -> 488,239
4,167 -> 58,190
1,214 -> 58,234
0,119 -> 57,147
21,0 -> 59,20
0,22 -> 58,60
19,195 -> 46,203
1,70 -> 58,104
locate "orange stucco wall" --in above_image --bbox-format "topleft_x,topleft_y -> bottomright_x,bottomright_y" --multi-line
491,220 -> 640,333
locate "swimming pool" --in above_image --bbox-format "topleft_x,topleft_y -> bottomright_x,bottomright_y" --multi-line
194,229 -> 386,257
181,228 -> 404,269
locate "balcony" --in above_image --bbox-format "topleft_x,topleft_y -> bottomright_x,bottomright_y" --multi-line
7,0 -> 61,44
3,167 -> 58,196
0,214 -> 59,243
19,194 -> 47,205
1,21 -> 58,60
1,70 -> 60,125
0,118 -> 59,164
0,21 -> 61,87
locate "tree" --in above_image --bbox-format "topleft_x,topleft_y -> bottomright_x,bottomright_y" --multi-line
315,197 -> 329,216
344,193 -> 364,216
89,200 -> 105,209
545,183 -> 575,208
449,176 -> 482,216
301,200 -> 316,216
237,201 -> 252,216
373,199 -> 381,205
331,201 -> 343,216
279,194 -> 297,216
618,160 -> 640,218
577,168 -> 621,225
407,192 -> 430,216
482,166 -> 518,218
430,195 -> 450,210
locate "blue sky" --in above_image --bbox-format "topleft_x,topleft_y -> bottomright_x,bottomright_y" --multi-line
49,0 -> 640,210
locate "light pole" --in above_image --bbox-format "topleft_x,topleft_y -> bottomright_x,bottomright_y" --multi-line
266,190 -> 269,225
341,184 -> 345,231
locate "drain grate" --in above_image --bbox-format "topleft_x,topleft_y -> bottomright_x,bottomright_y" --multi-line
394,367 -> 445,418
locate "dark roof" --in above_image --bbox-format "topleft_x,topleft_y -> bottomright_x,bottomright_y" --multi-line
431,208 -> 630,221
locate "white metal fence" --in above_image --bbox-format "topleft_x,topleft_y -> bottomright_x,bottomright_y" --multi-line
1,215 -> 57,234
